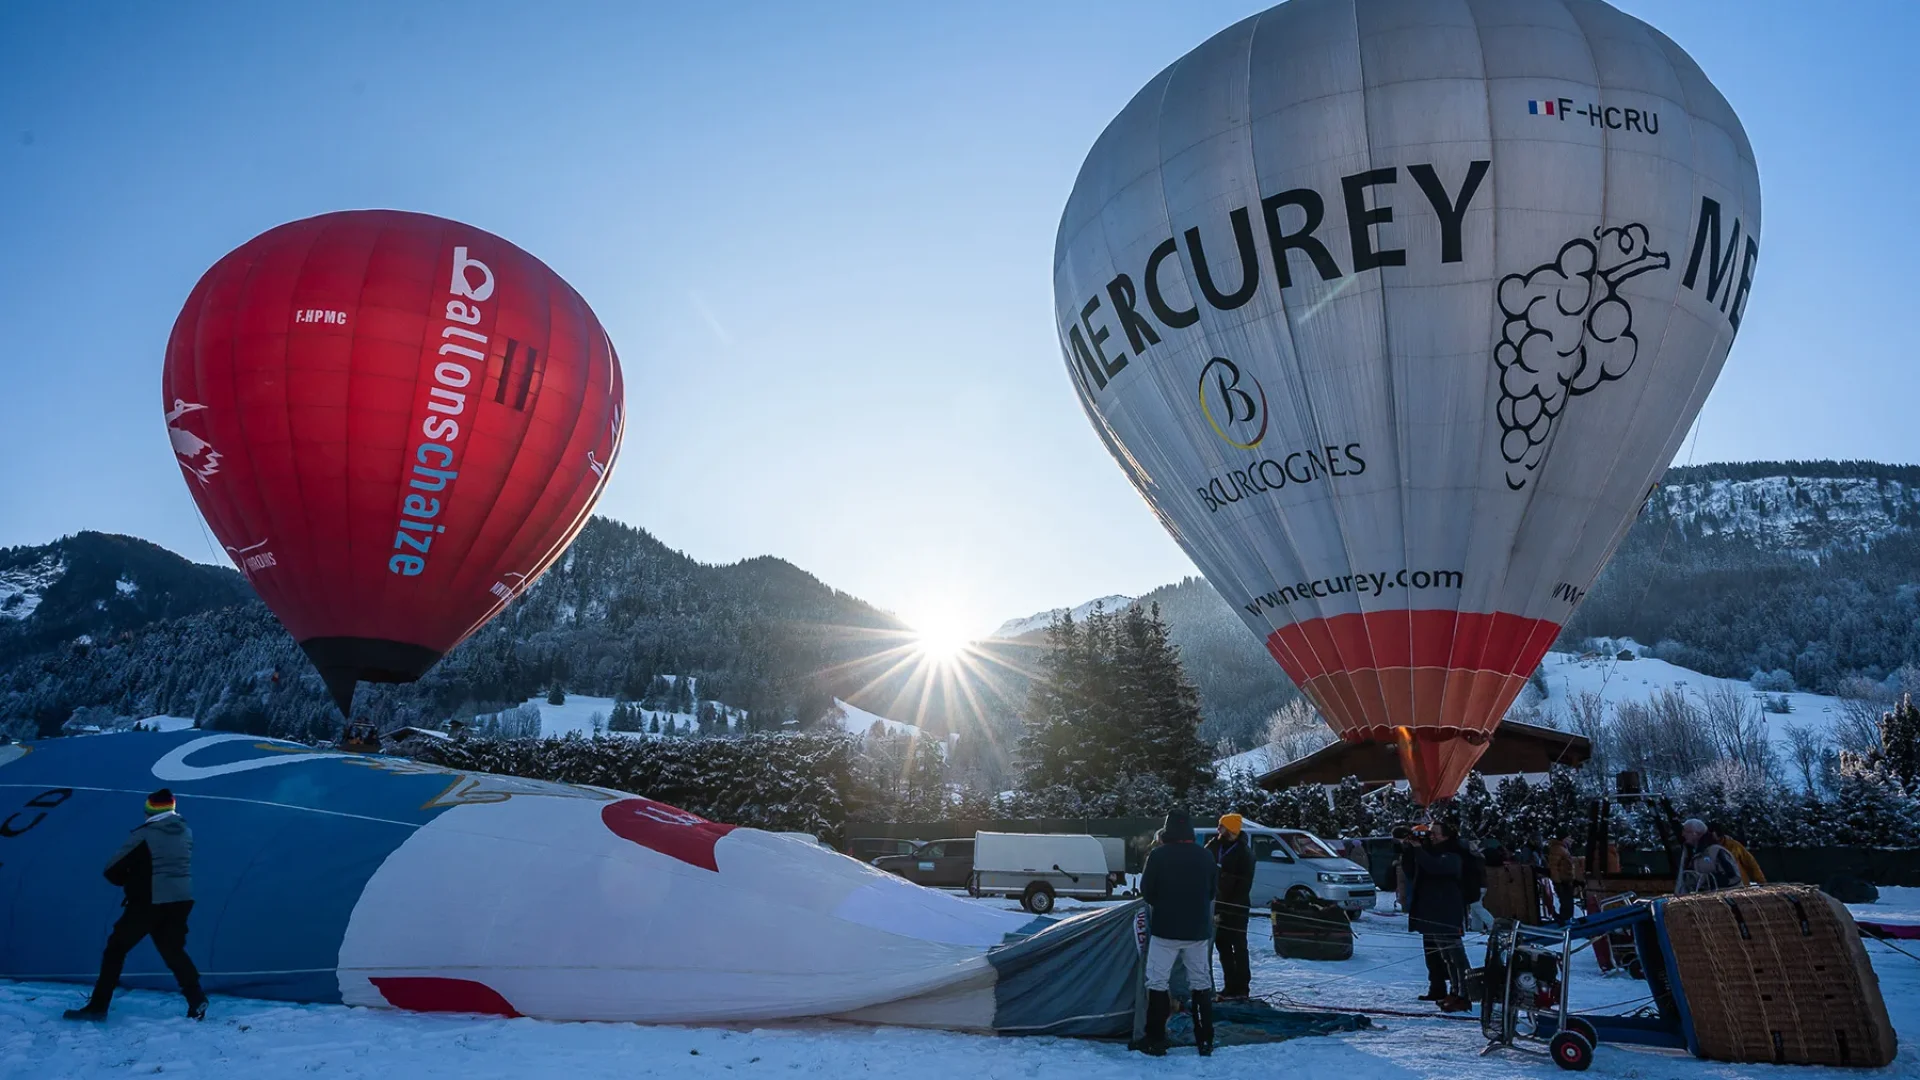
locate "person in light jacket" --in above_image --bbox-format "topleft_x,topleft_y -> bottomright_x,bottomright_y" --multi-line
1675,818 -> 1740,895
64,789 -> 207,1021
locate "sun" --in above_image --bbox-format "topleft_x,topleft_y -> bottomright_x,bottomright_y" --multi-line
911,612 -> 974,663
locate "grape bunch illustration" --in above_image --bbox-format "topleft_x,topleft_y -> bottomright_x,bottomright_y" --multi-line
1494,224 -> 1670,489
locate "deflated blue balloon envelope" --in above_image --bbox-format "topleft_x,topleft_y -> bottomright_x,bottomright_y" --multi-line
0,733 -> 1143,1029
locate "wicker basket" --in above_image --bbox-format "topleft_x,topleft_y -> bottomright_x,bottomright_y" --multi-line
1483,863 -> 1543,925
1661,884 -> 1897,1067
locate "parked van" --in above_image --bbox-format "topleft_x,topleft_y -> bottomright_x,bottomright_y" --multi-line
971,832 -> 1113,913
1194,824 -> 1376,918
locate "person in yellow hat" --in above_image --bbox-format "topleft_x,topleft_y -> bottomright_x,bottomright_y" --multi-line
1205,812 -> 1256,1000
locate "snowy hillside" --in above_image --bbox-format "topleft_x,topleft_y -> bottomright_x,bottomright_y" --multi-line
992,595 -> 1133,640
830,698 -> 946,743
1218,647 -> 1852,777
1532,647 -> 1846,747
1657,473 -> 1920,555
1217,744 -> 1282,776
0,554 -> 62,621
476,689 -> 744,740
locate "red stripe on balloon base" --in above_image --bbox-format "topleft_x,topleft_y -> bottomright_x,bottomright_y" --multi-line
1262,610 -> 1561,804
371,976 -> 521,1017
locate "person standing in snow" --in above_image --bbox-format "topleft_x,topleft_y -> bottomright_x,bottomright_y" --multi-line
65,789 -> 207,1021
1135,809 -> 1216,1057
1546,832 -> 1577,924
1205,813 -> 1256,1001
1404,820 -> 1473,1012
1675,818 -> 1740,895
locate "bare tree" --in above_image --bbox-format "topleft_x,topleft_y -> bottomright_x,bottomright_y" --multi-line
1834,675 -> 1894,756
1266,697 -> 1336,765
1696,682 -> 1772,776
1783,723 -> 1825,795
1611,688 -> 1713,788
1566,691 -> 1610,781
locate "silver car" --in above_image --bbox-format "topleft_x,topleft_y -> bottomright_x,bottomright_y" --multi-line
1194,825 -> 1377,918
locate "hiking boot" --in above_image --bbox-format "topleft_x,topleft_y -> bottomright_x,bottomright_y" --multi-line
1191,990 -> 1215,1057
1438,995 -> 1472,1013
1132,989 -> 1172,1056
187,994 -> 208,1021
62,1006 -> 108,1021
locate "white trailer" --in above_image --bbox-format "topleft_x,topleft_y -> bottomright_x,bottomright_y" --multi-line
970,832 -> 1113,913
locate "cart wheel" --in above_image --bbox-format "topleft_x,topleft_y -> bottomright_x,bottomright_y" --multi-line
1563,1017 -> 1598,1047
1549,1031 -> 1593,1071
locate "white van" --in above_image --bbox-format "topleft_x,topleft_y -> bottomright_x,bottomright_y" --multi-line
970,832 -> 1113,913
1193,824 -> 1376,918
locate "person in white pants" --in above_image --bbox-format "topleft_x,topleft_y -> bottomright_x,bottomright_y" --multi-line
1135,809 -> 1216,1056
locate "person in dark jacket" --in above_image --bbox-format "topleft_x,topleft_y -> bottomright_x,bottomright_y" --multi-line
64,789 -> 207,1021
1205,813 -> 1256,1001
1135,809 -> 1217,1056
1404,820 -> 1472,1012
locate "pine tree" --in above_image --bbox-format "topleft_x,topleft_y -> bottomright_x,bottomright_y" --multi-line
643,675 -> 670,710
547,685 -> 566,706
1017,603 -> 1213,803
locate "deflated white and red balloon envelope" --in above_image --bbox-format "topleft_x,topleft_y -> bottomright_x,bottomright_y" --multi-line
162,211 -> 624,715
1053,0 -> 1760,802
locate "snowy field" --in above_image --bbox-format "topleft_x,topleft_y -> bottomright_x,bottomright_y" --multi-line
9,889 -> 1920,1079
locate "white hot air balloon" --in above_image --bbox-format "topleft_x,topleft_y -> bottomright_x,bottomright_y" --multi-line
1053,0 -> 1759,803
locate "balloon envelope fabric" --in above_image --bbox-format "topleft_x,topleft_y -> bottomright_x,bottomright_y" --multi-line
1052,0 -> 1759,801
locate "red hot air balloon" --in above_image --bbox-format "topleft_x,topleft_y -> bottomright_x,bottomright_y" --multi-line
163,210 -> 624,715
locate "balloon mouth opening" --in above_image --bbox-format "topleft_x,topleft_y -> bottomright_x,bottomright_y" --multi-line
300,637 -> 444,717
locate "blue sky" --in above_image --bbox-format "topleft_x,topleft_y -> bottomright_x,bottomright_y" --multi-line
1,1 -> 1914,637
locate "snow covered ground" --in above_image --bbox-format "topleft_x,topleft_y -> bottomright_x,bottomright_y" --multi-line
128,716 -> 196,733
831,699 -> 945,743
481,694 -> 735,740
10,889 -> 1919,1079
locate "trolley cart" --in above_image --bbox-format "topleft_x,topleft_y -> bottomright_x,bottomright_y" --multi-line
1478,903 -> 1689,1071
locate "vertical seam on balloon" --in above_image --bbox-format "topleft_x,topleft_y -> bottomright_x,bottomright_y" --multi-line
229,224 -> 316,656
1533,2 -> 1693,692
1427,0 -> 1504,784
1136,32 -> 1282,724
1481,0 -> 1603,759
1235,5 -> 1346,736
338,216 -> 385,651
263,217 -> 331,654
1328,0 -> 1390,738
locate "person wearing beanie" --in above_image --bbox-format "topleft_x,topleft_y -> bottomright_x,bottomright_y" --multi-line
1134,808 -> 1217,1057
1204,812 -> 1256,1000
64,789 -> 207,1021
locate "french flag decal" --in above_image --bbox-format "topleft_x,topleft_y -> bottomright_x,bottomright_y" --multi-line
1528,99 -> 1556,115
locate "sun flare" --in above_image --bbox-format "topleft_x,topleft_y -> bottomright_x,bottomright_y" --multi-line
911,615 -> 974,663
